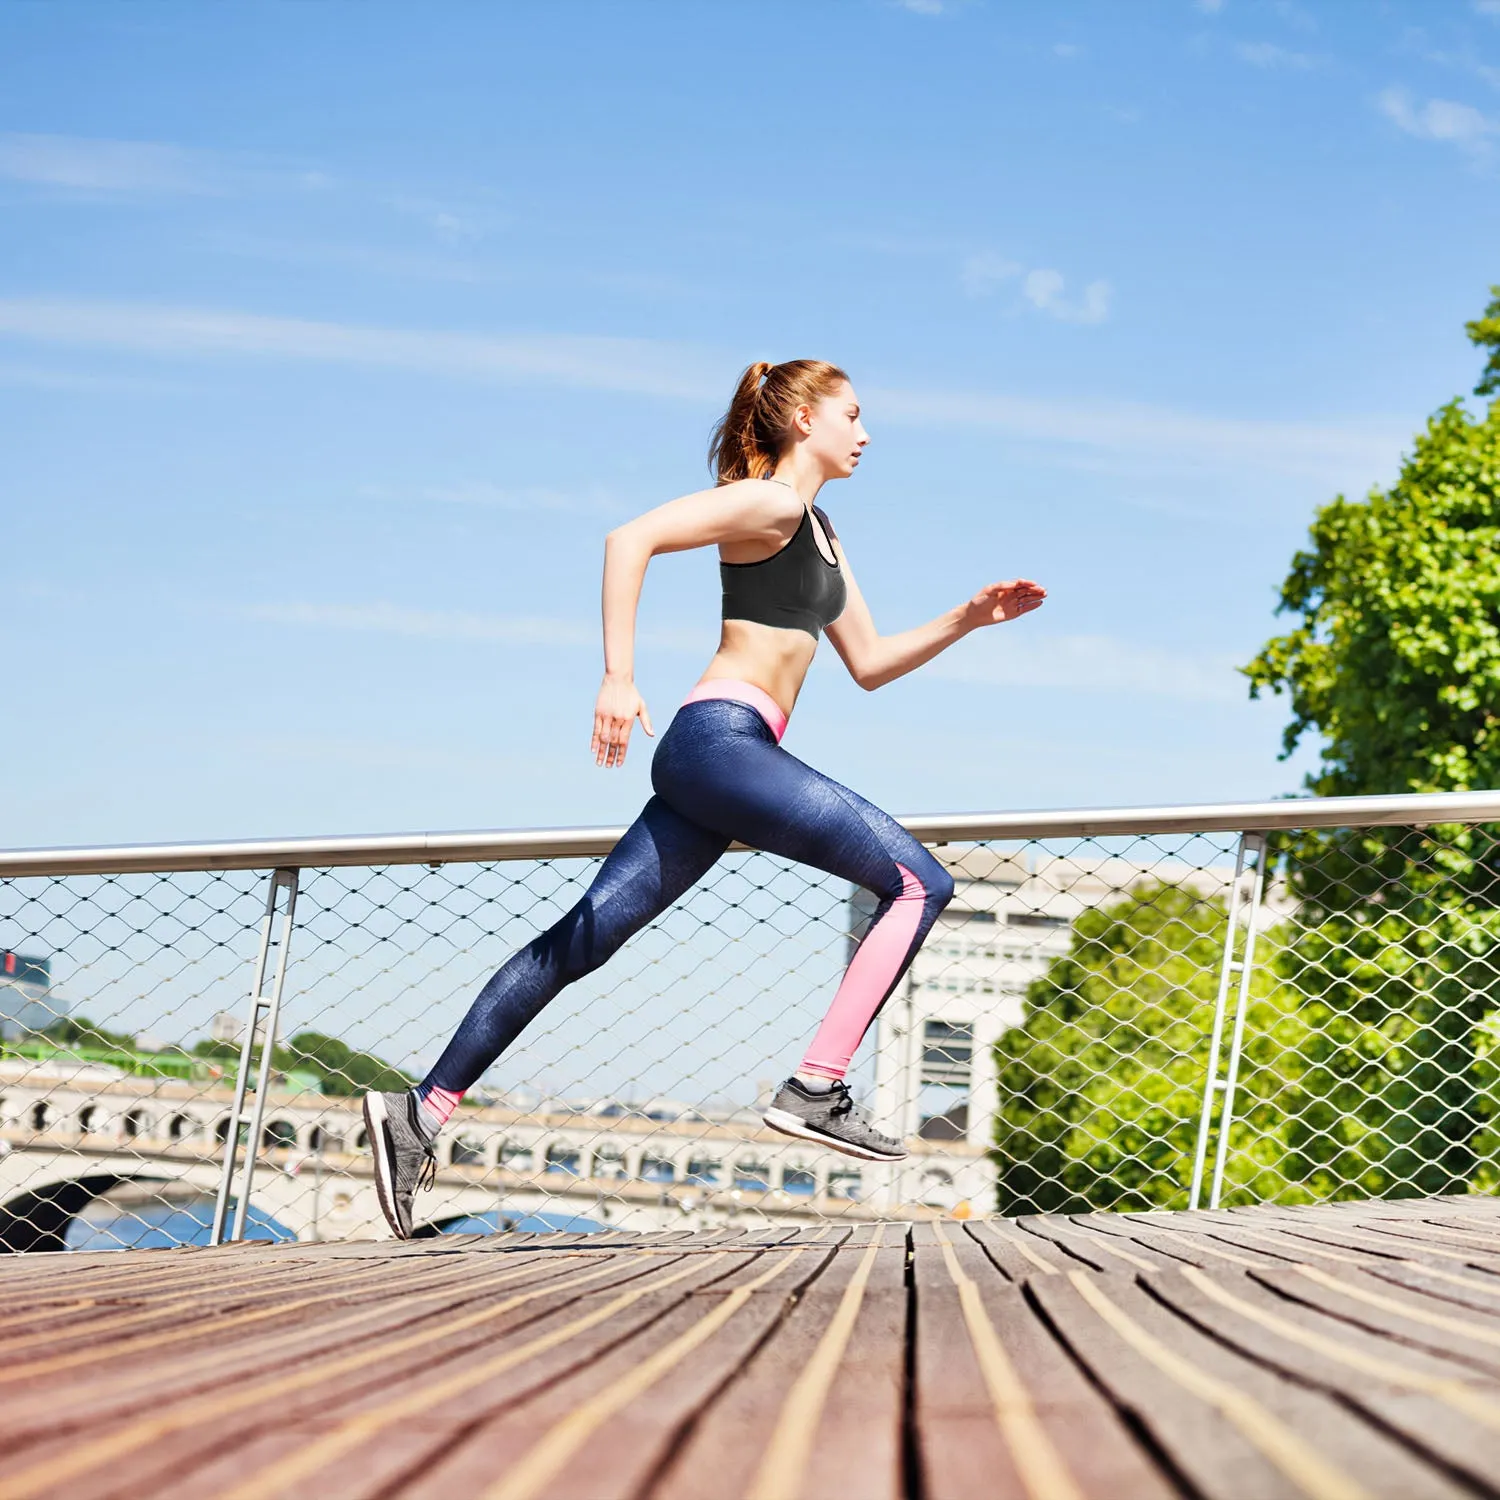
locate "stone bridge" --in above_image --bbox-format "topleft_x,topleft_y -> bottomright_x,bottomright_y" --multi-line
0,1062 -> 977,1249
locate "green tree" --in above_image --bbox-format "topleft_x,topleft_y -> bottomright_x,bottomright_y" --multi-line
1467,283 -> 1500,398
993,883 -> 1464,1214
44,1016 -> 139,1051
190,1030 -> 413,1095
1242,291 -> 1500,1198
283,1031 -> 414,1096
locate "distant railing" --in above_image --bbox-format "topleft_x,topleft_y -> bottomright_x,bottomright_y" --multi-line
2,788 -> 1499,1252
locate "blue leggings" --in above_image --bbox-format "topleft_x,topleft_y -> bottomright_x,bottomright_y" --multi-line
419,698 -> 954,1099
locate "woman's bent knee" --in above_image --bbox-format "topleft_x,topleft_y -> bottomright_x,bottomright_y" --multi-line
889,840 -> 954,911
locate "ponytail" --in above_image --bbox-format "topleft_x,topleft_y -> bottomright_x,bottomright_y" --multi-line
708,358 -> 851,484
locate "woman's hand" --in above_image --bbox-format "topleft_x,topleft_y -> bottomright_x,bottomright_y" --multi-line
962,579 -> 1047,630
592,674 -> 655,769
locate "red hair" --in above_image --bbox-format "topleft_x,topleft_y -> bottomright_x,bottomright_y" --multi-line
708,359 -> 850,483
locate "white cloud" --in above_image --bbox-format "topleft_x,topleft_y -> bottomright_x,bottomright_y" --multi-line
0,133 -> 218,194
363,480 -> 624,516
1053,42 -> 1080,59
0,297 -> 719,400
869,383 -> 1406,483
1023,268 -> 1112,324
1476,1 -> 1500,17
0,295 -> 1406,484
198,230 -> 492,284
960,252 -> 1023,297
1378,86 -> 1498,150
1272,1 -> 1317,32
245,601 -> 703,653
1195,0 -> 1225,12
931,632 -> 1242,702
895,0 -> 945,12
0,361 -> 177,394
1234,41 -> 1314,69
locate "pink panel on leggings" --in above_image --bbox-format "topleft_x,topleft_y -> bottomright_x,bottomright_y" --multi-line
417,1085 -> 463,1131
801,862 -> 925,1080
682,678 -> 789,743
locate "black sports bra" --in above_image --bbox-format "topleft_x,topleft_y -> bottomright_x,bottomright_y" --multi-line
721,505 -> 847,640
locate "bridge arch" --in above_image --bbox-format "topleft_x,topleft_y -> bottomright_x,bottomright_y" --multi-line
0,1172 -> 166,1253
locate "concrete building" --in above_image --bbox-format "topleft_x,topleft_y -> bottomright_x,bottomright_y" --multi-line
0,951 -> 62,1041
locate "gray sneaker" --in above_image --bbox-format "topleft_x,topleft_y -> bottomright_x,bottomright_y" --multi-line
763,1078 -> 908,1162
363,1090 -> 437,1239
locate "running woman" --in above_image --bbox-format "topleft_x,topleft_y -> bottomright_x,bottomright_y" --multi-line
364,360 -> 1045,1238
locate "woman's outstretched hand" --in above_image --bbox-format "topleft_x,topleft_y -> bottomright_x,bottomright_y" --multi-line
592,674 -> 654,768
963,579 -> 1047,630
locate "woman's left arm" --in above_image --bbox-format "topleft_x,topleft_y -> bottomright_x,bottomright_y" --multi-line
824,539 -> 1046,692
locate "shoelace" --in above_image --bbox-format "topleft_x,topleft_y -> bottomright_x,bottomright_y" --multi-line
416,1141 -> 437,1193
828,1084 -> 855,1118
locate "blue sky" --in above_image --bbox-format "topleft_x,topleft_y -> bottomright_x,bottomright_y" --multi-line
5,0 -> 1500,850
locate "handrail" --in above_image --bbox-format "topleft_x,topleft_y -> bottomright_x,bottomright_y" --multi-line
2,788 -> 1498,878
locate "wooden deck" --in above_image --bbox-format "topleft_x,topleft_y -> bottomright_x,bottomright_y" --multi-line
4,1197 -> 1500,1498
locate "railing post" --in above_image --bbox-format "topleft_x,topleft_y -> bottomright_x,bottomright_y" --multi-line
210,867 -> 299,1246
1207,834 -> 1268,1209
1189,833 -> 1254,1210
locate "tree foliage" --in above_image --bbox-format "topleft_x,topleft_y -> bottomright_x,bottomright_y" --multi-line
996,292 -> 1500,1211
1239,294 -> 1500,1199
1467,283 -> 1500,398
282,1031 -> 414,1096
190,1029 -> 414,1095
992,883 -> 1440,1214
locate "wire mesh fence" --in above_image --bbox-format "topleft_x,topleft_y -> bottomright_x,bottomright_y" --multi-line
2,794 -> 1498,1251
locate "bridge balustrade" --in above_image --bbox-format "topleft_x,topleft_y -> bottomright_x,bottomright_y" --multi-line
4,789 -> 1500,1249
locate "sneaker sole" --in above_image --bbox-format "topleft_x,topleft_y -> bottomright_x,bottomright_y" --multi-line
362,1092 -> 410,1240
762,1107 -> 908,1163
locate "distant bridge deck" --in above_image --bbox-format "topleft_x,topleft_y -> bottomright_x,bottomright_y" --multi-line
4,1198 -> 1500,1498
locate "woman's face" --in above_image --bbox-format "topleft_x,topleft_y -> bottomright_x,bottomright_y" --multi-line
799,381 -> 869,479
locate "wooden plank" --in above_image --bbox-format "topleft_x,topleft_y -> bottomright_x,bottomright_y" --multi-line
1018,1216 -> 1185,1273
909,1223 -> 1173,1500
11,1250 -> 751,1500
1030,1269 -> 1459,1499
381,1245 -> 833,1500
0,1251 -> 656,1449
1069,1213 -> 1284,1270
963,1219 -> 1069,1280
1251,1264 -> 1500,1379
1147,1266 -> 1495,1497
1148,1214 -> 1380,1266
1234,1214 -> 1500,1271
651,1233 -> 905,1500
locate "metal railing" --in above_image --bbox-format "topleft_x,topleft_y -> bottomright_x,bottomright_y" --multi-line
1,788 -> 1497,1252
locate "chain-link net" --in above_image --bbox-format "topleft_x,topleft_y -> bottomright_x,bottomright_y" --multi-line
3,813 -> 1497,1252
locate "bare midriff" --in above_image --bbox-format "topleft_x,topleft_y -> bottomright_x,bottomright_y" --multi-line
694,619 -> 817,722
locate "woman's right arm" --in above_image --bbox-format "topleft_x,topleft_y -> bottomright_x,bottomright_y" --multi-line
591,480 -> 796,768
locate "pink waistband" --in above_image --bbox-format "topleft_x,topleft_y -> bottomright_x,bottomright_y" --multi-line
681,679 -> 789,743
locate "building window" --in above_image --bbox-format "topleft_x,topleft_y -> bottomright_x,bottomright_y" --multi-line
499,1141 -> 533,1173
782,1167 -> 817,1196
685,1157 -> 721,1187
263,1119 -> 297,1150
450,1134 -> 485,1166
544,1144 -> 580,1176
733,1161 -> 771,1192
640,1154 -> 675,1184
827,1168 -> 862,1201
919,1020 -> 972,1141
592,1146 -> 628,1180
1007,912 -> 1068,929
